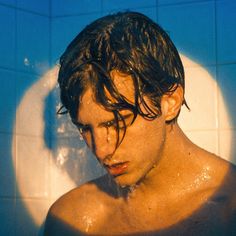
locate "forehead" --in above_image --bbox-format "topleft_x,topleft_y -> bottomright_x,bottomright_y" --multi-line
77,70 -> 134,122
109,70 -> 134,100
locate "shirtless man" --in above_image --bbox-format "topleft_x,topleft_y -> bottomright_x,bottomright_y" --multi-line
44,12 -> 236,235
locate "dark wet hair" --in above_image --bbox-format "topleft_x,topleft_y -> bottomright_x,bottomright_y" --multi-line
58,11 -> 187,146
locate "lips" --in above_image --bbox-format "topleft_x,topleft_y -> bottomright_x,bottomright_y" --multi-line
105,162 -> 129,176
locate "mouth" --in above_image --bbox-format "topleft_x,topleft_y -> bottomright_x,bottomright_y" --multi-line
105,162 -> 129,176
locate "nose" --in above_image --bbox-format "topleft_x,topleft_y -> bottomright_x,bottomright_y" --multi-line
90,128 -> 116,162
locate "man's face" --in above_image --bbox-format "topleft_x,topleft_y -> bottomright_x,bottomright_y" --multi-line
76,70 -> 168,187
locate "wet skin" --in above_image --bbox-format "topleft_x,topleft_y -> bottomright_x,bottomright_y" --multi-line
44,71 -> 236,235
76,89 -> 167,188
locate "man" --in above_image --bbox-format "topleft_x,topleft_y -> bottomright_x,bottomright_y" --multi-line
44,12 -> 236,235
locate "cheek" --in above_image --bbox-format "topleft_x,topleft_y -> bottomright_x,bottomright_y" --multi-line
123,118 -> 166,153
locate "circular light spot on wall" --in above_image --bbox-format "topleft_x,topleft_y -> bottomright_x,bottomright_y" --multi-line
11,55 -> 232,226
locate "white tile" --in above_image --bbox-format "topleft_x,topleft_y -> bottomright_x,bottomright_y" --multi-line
178,65 -> 218,131
184,129 -> 219,156
15,135 -> 50,198
15,72 -> 52,137
219,129 -> 236,165
16,198 -> 51,235
50,137 -> 104,199
217,64 -> 236,129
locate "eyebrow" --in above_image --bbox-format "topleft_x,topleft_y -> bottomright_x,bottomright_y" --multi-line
75,113 -> 133,128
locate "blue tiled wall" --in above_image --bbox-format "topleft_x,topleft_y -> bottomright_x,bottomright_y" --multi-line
158,1 -> 216,66
0,0 -> 236,235
0,1 -> 50,235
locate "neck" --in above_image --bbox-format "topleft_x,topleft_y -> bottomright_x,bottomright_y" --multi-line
131,124 -> 198,196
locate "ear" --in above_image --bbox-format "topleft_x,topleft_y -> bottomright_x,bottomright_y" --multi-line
161,86 -> 184,122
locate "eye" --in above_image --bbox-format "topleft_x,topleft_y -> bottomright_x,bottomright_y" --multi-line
103,118 -> 126,130
104,120 -> 115,128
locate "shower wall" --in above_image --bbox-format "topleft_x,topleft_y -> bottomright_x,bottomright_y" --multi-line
0,0 -> 50,235
0,0 -> 235,235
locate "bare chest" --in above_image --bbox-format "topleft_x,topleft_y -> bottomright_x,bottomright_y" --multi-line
89,192 -> 232,235
87,196 -> 190,235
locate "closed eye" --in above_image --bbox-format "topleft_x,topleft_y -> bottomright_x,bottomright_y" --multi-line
73,113 -> 134,134
99,113 -> 134,130
102,120 -> 116,128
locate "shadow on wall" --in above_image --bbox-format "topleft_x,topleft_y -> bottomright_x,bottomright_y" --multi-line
44,88 -> 105,187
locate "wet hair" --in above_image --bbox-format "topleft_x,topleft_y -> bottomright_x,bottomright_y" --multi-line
58,11 -> 187,146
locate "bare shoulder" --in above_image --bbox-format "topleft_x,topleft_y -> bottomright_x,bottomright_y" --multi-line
212,158 -> 236,206
196,147 -> 235,184
44,174 -> 117,236
202,151 -> 236,196
198,153 -> 236,224
171,152 -> 236,235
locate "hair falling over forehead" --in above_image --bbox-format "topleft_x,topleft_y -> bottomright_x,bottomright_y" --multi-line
57,11 -> 187,147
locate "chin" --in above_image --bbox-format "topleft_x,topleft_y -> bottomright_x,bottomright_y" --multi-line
114,173 -> 142,188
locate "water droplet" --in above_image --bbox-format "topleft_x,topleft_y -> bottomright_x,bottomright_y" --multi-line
106,127 -> 111,143
57,123 -> 65,133
82,216 -> 93,232
24,57 -> 30,66
79,133 -> 84,141
129,184 -> 137,193
56,147 -> 69,167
